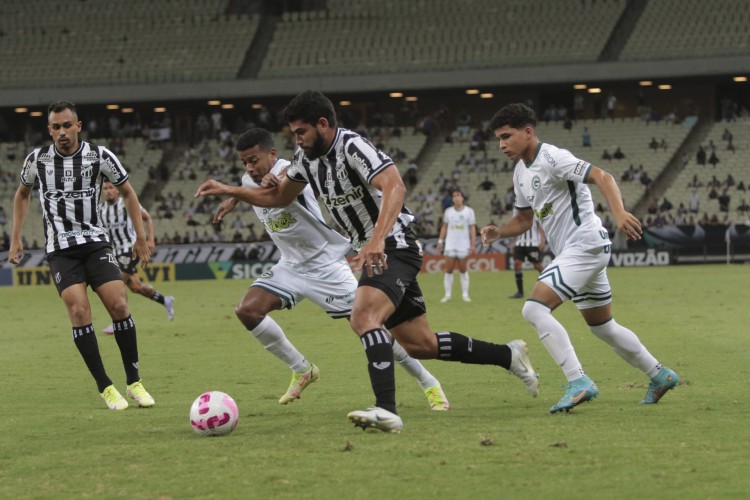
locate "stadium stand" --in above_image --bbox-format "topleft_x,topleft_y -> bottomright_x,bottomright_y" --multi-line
0,0 -> 259,89
259,0 -> 625,78
417,117 -> 695,230
659,117 -> 750,224
620,0 -> 750,61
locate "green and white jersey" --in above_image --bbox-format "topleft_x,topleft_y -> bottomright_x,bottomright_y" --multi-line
442,205 -> 476,253
242,159 -> 350,270
513,142 -> 610,256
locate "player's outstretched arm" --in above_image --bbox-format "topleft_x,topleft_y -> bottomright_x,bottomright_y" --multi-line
195,176 -> 303,209
587,166 -> 642,240
8,183 -> 32,265
481,209 -> 533,246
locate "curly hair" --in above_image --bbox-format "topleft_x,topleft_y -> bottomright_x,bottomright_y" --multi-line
489,103 -> 537,131
235,128 -> 275,152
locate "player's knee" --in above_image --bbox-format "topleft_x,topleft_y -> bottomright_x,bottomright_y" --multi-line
521,300 -> 549,328
108,299 -> 129,320
67,302 -> 91,324
235,303 -> 263,330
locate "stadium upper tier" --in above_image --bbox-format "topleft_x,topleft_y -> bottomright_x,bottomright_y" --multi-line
620,0 -> 750,61
259,0 -> 624,78
0,0 -> 258,89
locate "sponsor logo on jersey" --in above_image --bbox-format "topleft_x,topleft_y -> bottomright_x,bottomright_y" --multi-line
349,150 -> 370,177
351,237 -> 370,251
59,229 -> 101,238
534,202 -> 554,220
43,187 -> 96,201
322,185 -> 365,208
21,158 -> 32,180
104,157 -> 121,181
263,212 -> 297,233
84,151 -> 99,163
542,149 -> 557,167
39,153 -> 54,166
574,161 -> 585,176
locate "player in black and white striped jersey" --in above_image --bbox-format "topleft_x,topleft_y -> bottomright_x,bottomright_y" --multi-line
196,91 -> 540,433
100,180 -> 174,334
8,101 -> 155,411
509,211 -> 546,299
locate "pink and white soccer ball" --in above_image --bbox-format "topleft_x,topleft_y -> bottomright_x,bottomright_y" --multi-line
189,391 -> 239,436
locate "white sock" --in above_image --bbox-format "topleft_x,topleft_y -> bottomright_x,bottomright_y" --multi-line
249,316 -> 309,373
443,273 -> 454,297
393,340 -> 437,389
460,272 -> 470,296
522,301 -> 584,381
589,319 -> 661,378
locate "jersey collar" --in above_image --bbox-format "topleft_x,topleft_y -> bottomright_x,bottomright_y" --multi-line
524,142 -> 543,168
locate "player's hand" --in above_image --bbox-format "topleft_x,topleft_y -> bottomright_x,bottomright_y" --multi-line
7,239 -> 23,265
615,211 -> 642,241
194,179 -> 227,198
355,239 -> 388,278
133,238 -> 151,268
214,198 -> 238,223
480,225 -> 500,246
147,239 -> 156,253
260,173 -> 281,188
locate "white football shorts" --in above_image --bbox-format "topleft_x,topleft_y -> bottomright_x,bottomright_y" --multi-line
250,259 -> 356,319
443,247 -> 471,259
536,244 -> 612,309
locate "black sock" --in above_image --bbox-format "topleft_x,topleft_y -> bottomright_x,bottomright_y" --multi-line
112,315 -> 140,385
435,331 -> 512,369
515,271 -> 523,294
151,291 -> 165,305
73,324 -> 112,392
361,328 -> 397,414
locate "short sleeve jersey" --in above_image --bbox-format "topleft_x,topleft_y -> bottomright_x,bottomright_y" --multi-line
286,128 -> 414,252
243,158 -> 350,269
20,141 -> 129,254
442,206 -> 476,253
513,142 -> 610,256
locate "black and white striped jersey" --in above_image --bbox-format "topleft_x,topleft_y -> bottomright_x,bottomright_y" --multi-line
100,197 -> 139,253
286,128 -> 415,251
515,220 -> 542,248
20,141 -> 129,254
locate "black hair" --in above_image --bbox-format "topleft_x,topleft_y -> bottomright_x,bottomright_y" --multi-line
47,101 -> 77,116
235,128 -> 275,152
282,90 -> 337,128
489,103 -> 537,131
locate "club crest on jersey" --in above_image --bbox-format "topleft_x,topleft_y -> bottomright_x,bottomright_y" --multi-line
81,163 -> 93,179
531,175 -> 541,190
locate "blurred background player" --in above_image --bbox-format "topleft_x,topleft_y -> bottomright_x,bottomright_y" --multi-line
436,189 -> 476,303
8,101 -> 154,410
482,103 -> 679,414
205,128 -> 450,410
509,213 -> 546,299
100,180 -> 175,334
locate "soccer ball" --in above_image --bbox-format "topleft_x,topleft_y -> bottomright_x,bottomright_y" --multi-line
189,391 -> 239,436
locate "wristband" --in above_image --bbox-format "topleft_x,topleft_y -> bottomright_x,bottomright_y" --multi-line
438,239 -> 444,244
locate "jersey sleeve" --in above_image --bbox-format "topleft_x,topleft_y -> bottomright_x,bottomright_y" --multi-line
286,150 -> 310,184
468,207 -> 476,225
550,148 -> 592,184
344,136 -> 394,184
99,147 -> 129,186
20,151 -> 37,186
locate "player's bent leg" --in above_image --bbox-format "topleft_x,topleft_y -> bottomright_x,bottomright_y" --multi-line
392,340 -> 450,410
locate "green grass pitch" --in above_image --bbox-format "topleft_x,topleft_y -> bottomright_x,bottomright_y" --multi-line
1,265 -> 749,499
